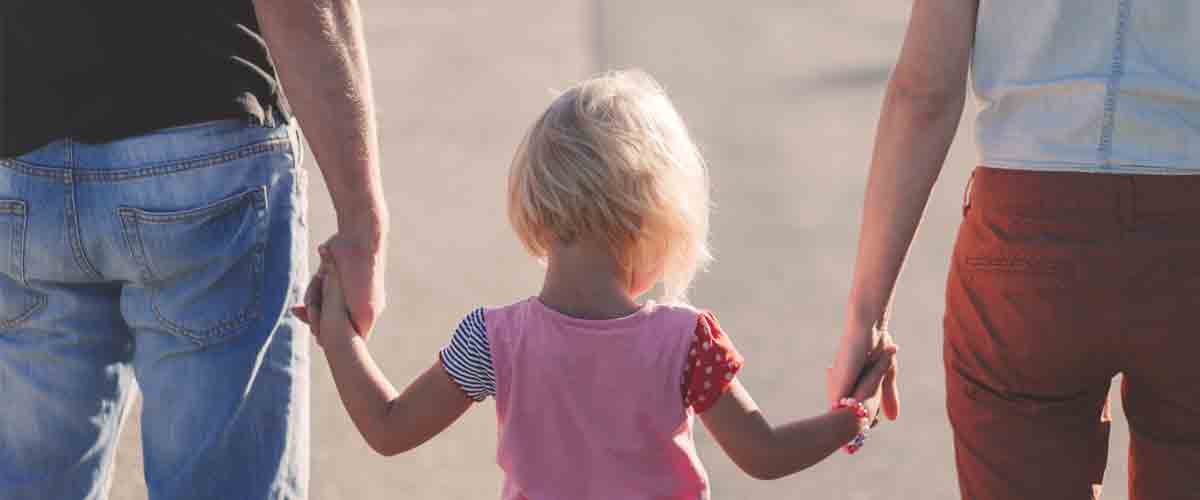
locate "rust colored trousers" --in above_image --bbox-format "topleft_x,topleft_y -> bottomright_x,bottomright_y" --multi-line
945,167 -> 1200,500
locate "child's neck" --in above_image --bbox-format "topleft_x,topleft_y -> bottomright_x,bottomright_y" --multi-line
539,241 -> 642,321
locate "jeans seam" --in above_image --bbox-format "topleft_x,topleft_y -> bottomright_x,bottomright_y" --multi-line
0,294 -> 47,329
8,201 -> 25,282
0,200 -> 25,215
119,186 -> 268,224
79,140 -> 292,182
118,210 -> 154,283
0,139 -> 291,182
63,168 -> 104,280
150,283 -> 262,344
0,201 -> 48,328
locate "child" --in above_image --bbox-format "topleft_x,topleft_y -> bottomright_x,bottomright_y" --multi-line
298,70 -> 897,499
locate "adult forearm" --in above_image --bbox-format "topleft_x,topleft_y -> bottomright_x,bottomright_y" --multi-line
845,82 -> 964,331
254,0 -> 388,238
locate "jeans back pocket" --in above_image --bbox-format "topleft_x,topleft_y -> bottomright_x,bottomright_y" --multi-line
0,200 -> 46,328
119,187 -> 268,344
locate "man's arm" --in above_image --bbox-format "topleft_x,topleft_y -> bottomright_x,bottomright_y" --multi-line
253,0 -> 389,335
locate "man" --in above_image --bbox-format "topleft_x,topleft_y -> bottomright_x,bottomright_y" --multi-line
0,1 -> 386,498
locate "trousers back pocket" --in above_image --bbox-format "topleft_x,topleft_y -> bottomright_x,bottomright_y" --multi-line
0,200 -> 45,328
119,187 -> 268,344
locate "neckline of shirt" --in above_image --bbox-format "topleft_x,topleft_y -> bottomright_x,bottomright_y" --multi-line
529,296 -> 658,330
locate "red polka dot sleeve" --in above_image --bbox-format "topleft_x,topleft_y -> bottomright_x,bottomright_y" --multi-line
681,311 -> 744,413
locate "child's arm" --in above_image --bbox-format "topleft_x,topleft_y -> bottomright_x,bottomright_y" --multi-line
312,257 -> 472,456
700,343 -> 896,480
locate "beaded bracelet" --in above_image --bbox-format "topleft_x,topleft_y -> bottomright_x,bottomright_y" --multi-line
833,397 -> 870,454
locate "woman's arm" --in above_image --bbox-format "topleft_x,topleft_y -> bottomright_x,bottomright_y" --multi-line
828,0 -> 979,418
314,258 -> 472,456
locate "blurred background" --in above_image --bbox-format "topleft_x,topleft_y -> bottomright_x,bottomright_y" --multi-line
111,2 -> 1134,498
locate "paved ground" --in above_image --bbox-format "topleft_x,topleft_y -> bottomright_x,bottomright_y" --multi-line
110,2 -> 1135,498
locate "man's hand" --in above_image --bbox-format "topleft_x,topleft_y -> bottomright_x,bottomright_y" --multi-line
294,248 -> 362,347
295,235 -> 386,339
293,229 -> 386,340
319,232 -> 387,338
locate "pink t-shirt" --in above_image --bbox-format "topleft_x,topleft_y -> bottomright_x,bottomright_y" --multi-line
482,298 -> 722,499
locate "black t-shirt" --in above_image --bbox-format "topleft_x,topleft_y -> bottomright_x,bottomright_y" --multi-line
0,1 -> 287,157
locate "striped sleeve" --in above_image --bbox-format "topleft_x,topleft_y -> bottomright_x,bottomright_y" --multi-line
438,308 -> 496,402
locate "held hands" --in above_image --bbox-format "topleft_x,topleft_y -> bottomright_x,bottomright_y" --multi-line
828,322 -> 900,421
839,330 -> 898,430
293,232 -> 387,340
292,247 -> 360,348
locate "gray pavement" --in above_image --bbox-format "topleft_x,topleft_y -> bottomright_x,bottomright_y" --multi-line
109,2 -> 1134,498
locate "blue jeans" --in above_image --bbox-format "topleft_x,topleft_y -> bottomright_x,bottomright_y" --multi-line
0,118 -> 310,499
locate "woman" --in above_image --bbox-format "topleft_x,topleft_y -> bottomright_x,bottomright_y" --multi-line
829,1 -> 1200,499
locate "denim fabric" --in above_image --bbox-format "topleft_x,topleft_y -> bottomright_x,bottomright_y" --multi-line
0,118 -> 310,499
973,0 -> 1200,174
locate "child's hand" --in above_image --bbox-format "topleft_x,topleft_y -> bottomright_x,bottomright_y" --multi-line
291,260 -> 327,337
845,331 -> 898,428
293,247 -> 359,348
315,249 -> 360,347
290,247 -> 330,332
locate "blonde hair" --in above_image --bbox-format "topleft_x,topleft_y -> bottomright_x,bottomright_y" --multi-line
508,70 -> 711,303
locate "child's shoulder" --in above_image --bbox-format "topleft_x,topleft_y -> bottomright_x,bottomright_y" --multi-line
474,297 -> 536,322
646,300 -> 711,321
464,297 -> 544,337
647,303 -> 734,346
643,301 -> 718,335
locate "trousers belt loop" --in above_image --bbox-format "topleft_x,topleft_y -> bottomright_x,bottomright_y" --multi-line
962,169 -> 977,216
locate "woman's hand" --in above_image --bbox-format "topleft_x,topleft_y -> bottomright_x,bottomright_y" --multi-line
828,323 -> 899,420
842,329 -> 898,424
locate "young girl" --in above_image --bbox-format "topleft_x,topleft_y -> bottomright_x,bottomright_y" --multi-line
299,70 -> 896,498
